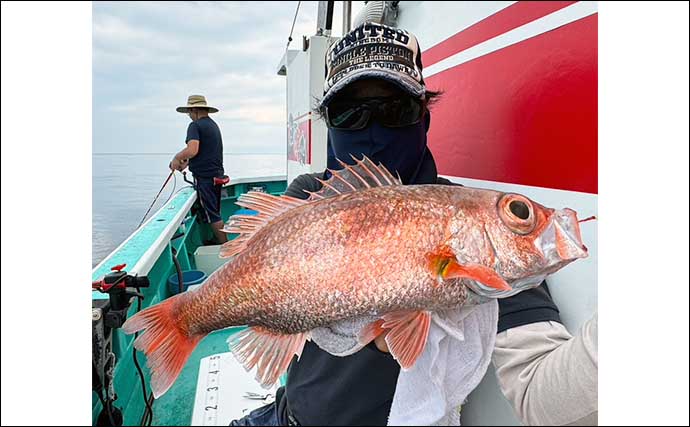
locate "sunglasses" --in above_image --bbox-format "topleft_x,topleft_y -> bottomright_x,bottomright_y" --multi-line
325,96 -> 424,130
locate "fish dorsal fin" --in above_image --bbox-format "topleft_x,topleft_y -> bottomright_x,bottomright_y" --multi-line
221,156 -> 399,258
220,193 -> 307,258
308,154 -> 402,201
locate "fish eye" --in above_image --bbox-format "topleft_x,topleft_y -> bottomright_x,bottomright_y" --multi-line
498,194 -> 535,235
509,200 -> 530,220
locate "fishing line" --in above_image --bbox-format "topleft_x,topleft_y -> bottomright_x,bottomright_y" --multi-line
160,169 -> 178,208
137,170 -> 175,229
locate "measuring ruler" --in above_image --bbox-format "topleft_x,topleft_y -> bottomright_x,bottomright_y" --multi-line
201,355 -> 222,425
191,352 -> 279,426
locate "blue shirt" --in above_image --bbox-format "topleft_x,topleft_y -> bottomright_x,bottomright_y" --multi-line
186,116 -> 224,178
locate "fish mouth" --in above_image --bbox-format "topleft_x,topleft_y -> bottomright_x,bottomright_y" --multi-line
553,208 -> 589,260
535,208 -> 589,263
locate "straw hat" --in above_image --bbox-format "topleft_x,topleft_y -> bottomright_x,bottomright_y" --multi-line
176,95 -> 219,113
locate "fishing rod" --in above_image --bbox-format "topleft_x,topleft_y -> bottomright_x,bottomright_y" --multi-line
137,169 -> 175,229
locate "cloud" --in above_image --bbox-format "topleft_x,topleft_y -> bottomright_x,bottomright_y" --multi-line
93,1 -> 365,154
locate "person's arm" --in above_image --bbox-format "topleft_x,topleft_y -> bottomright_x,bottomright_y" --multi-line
175,139 -> 200,161
170,123 -> 201,170
493,312 -> 598,426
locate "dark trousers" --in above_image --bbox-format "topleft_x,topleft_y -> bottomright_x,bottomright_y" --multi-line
229,387 -> 298,426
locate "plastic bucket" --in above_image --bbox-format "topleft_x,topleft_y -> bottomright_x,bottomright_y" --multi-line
168,270 -> 207,294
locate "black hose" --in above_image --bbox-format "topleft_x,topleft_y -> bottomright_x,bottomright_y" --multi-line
133,298 -> 154,426
142,394 -> 155,426
105,399 -> 118,426
171,246 -> 185,294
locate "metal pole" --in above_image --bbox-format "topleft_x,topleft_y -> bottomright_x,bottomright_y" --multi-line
317,1 -> 335,36
342,0 -> 351,33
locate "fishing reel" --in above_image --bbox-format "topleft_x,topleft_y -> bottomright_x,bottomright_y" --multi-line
182,171 -> 230,187
182,171 -> 194,187
92,264 -> 150,329
92,265 -> 150,426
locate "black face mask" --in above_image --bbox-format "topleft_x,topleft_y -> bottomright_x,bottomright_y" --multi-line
327,112 -> 432,184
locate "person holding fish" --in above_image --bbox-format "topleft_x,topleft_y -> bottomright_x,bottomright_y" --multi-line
126,24 -> 597,426
228,23 -> 596,426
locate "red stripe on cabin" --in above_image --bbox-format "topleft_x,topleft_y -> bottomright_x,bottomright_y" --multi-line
426,13 -> 598,194
423,1 -> 578,68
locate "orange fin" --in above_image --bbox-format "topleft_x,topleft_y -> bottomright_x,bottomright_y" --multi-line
381,311 -> 431,370
444,262 -> 512,291
220,193 -> 307,258
228,326 -> 308,388
310,154 -> 402,201
358,318 -> 386,345
122,294 -> 204,398
427,247 -> 511,291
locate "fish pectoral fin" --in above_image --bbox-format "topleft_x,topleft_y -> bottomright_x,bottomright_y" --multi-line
358,319 -> 386,345
228,326 -> 308,388
380,311 -> 431,370
444,262 -> 512,291
427,246 -> 511,291
426,244 -> 460,284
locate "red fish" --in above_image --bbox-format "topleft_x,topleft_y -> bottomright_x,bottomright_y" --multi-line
123,156 -> 588,398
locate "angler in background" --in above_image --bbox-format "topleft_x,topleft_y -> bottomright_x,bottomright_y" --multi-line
171,94 -> 227,244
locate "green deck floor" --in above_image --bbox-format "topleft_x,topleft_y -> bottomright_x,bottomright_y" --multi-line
93,179 -> 287,426
149,327 -> 245,426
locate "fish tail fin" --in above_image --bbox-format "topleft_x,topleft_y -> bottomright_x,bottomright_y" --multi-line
122,294 -> 204,398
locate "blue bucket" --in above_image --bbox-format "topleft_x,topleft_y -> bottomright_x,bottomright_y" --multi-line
226,209 -> 259,236
168,270 -> 207,294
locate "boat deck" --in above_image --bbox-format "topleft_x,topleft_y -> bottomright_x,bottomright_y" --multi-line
92,177 -> 287,426
151,327 -> 242,426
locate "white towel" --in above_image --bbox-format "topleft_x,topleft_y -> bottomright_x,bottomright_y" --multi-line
388,301 -> 498,426
309,300 -> 499,426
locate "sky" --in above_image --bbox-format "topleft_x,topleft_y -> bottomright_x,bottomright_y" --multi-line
93,1 -> 363,154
